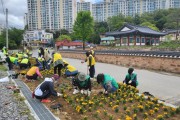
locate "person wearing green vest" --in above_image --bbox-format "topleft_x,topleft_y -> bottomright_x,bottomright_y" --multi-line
97,73 -> 119,94
19,56 -> 31,69
123,68 -> 138,88
72,72 -> 91,96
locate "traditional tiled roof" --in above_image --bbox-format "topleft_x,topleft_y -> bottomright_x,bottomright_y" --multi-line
106,23 -> 166,37
162,29 -> 180,34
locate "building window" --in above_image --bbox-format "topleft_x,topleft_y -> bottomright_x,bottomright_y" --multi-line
141,38 -> 145,43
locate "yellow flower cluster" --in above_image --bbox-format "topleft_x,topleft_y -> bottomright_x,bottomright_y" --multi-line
125,115 -> 132,120
76,106 -> 82,113
149,110 -> 155,115
82,102 -> 87,105
157,115 -> 163,119
112,105 -> 118,110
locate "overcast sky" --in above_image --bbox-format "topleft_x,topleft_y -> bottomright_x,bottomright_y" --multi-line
0,0 -> 102,29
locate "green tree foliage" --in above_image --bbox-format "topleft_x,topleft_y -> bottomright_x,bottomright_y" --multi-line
107,14 -> 126,31
73,11 -> 94,50
0,28 -> 23,49
56,35 -> 71,41
106,8 -> 180,32
141,22 -> 159,31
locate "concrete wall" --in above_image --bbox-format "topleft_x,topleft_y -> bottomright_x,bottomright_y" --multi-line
60,52 -> 180,74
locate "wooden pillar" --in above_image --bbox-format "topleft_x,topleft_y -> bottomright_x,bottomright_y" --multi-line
155,37 -> 156,46
134,35 -> 136,46
140,35 -> 141,46
145,36 -> 146,45
115,37 -> 117,46
127,36 -> 129,46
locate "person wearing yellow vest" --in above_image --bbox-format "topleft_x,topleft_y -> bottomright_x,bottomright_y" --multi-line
5,54 -> 13,70
37,55 -> 45,70
52,52 -> 64,76
16,52 -> 23,59
44,48 -> 51,69
63,60 -> 78,77
19,56 -> 31,69
9,56 -> 18,66
85,51 -> 96,78
2,46 -> 7,55
26,65 -> 43,80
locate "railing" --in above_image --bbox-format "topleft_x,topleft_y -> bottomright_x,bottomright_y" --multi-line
59,49 -> 180,59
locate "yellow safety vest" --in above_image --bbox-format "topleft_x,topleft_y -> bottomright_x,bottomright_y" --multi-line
53,53 -> 62,62
10,57 -> 18,63
21,58 -> 28,64
87,55 -> 95,66
27,66 -> 38,76
38,57 -> 44,62
17,53 -> 23,59
67,65 -> 77,72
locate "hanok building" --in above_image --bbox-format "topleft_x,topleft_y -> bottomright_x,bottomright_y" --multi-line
106,24 -> 166,46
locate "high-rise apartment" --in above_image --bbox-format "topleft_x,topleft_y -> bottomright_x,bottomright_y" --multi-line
27,0 -> 180,30
27,0 -> 76,31
92,0 -> 180,22
77,0 -> 92,13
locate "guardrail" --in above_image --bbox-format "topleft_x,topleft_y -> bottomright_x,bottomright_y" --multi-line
60,49 -> 180,59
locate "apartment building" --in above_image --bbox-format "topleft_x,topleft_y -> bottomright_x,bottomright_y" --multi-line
77,0 -> 92,13
27,0 -> 76,32
27,0 -> 180,30
92,0 -> 180,22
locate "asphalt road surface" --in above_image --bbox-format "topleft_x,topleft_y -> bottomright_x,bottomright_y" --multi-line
33,49 -> 180,106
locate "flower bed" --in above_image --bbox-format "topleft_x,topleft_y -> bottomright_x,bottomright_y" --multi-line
15,58 -> 180,119
17,68 -> 180,120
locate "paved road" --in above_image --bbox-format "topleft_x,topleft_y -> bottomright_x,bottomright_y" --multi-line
32,49 -> 180,106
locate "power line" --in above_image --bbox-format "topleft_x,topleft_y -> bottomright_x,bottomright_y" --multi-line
0,0 -> 5,15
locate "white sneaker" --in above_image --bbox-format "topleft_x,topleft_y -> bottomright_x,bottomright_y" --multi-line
80,90 -> 84,94
73,89 -> 79,94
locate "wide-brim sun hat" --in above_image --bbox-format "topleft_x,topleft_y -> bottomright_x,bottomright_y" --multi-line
78,72 -> 86,81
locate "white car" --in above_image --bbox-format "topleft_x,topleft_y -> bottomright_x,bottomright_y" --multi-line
0,51 -> 6,63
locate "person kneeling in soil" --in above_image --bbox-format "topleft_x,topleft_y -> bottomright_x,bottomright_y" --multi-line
63,60 -> 78,77
123,68 -> 138,88
26,65 -> 43,81
97,73 -> 119,94
33,74 -> 62,102
72,72 -> 91,96
19,56 -> 31,69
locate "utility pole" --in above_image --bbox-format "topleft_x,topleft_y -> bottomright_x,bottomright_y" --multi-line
176,19 -> 180,40
6,8 -> 8,49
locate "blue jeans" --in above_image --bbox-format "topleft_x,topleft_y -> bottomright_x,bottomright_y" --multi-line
65,70 -> 78,77
103,84 -> 117,93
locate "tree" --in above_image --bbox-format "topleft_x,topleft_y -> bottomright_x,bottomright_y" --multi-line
0,28 -> 23,49
73,11 -> 94,50
56,35 -> 71,41
133,14 -> 141,25
141,22 -> 159,31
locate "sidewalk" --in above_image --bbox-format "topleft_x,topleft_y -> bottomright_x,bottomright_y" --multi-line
64,58 -> 180,106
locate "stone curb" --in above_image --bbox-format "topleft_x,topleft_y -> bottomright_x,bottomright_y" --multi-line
7,71 -> 40,120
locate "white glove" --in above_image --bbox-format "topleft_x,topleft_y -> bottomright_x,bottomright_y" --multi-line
80,90 -> 84,94
128,80 -> 132,84
87,91 -> 91,96
57,92 -> 62,97
104,91 -> 108,94
48,62 -> 50,65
